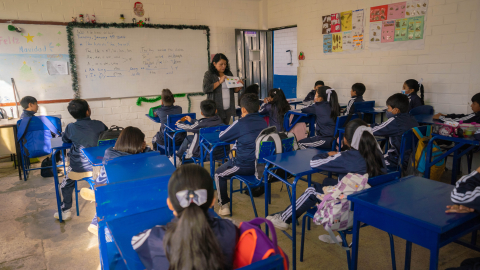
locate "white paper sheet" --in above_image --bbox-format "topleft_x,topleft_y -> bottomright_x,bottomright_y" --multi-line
225,76 -> 243,88
47,61 -> 69,75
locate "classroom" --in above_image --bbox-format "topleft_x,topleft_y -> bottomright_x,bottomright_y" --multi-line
0,0 -> 479,269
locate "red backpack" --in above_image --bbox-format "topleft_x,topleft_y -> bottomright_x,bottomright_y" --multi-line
233,218 -> 289,269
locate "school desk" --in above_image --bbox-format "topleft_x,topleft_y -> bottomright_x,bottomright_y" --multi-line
145,114 -> 161,123
263,148 -> 328,270
50,137 -> 73,223
199,129 -> 232,179
0,118 -> 22,179
425,135 -> 480,185
355,104 -> 386,124
104,154 -> 175,183
81,144 -> 114,167
348,176 -> 480,270
284,110 -> 316,136
414,114 -> 435,125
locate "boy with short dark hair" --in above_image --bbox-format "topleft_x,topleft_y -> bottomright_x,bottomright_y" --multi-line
434,93 -> 480,123
303,80 -> 324,102
55,99 -> 107,220
152,89 -> 186,150
173,99 -> 225,166
214,93 -> 268,216
372,93 -> 418,169
19,96 -> 38,119
344,83 -> 366,115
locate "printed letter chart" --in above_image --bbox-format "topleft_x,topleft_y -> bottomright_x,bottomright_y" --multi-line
388,2 -> 406,20
352,9 -> 365,32
331,13 -> 341,33
370,22 -> 382,43
406,0 -> 427,17
395,18 -> 408,41
340,11 -> 353,32
382,20 -> 395,43
407,16 -> 424,40
332,33 -> 343,52
323,34 -> 332,53
370,5 -> 388,22
322,15 -> 331,34
342,31 -> 353,51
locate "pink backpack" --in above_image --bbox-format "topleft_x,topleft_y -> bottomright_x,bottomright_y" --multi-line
289,114 -> 307,141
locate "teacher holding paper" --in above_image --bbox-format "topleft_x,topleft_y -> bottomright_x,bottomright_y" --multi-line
203,53 -> 243,124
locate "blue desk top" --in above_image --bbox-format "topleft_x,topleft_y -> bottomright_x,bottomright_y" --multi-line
200,132 -> 232,146
145,114 -> 161,123
50,137 -> 72,149
105,154 -> 176,183
263,148 -> 327,176
432,134 -> 480,145
348,176 -> 479,233
81,145 -> 112,166
414,114 -> 434,125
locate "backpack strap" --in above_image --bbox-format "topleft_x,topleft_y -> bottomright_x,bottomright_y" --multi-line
412,127 -> 423,140
426,125 -> 432,137
17,117 -> 32,142
38,116 -> 61,136
245,218 -> 281,255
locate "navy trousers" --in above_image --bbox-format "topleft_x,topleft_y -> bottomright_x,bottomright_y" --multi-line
214,159 -> 255,205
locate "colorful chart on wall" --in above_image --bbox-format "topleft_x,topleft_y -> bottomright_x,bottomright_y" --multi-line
368,0 -> 428,51
0,23 -> 71,105
321,9 -> 365,53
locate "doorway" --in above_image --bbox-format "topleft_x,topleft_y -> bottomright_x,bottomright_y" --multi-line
272,27 -> 298,99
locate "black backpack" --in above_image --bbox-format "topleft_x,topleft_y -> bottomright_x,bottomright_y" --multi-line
98,125 -> 124,142
40,157 -> 54,177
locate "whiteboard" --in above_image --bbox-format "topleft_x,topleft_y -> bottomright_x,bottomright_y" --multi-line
72,27 -> 209,99
0,23 -> 72,104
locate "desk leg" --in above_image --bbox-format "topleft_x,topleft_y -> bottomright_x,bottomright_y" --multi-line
291,177 -> 299,270
52,149 -> 63,223
452,149 -> 460,185
429,248 -> 439,270
13,125 -> 22,180
210,150 -> 215,189
405,241 -> 412,270
264,166 -> 270,237
351,212 -> 361,270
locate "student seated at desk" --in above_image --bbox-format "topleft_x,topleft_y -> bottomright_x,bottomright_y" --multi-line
303,80 -> 324,102
298,86 -> 340,150
243,83 -> 259,97
19,96 -> 38,119
214,93 -> 268,216
445,166 -> 480,270
403,79 -> 425,110
434,93 -> 480,123
259,88 -> 291,132
344,83 -> 365,115
152,89 -> 186,150
132,164 -> 238,270
173,99 -> 224,166
267,119 -> 387,243
55,99 -> 107,221
372,93 -> 418,169
81,126 -> 153,235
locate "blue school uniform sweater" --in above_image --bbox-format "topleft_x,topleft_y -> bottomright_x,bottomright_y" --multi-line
408,92 -> 424,110
344,96 -> 364,115
62,117 -> 108,172
301,101 -> 336,137
372,113 -> 418,167
439,111 -> 480,124
154,105 -> 186,145
258,103 -> 287,132
451,170 -> 480,212
303,90 -> 316,102
310,149 -> 387,180
132,212 -> 238,270
20,110 -> 35,119
219,112 -> 267,168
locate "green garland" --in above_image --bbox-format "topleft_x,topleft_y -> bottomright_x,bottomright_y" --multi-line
136,92 -> 206,112
66,22 -> 210,99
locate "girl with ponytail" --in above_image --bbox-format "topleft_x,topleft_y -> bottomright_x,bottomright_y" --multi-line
259,88 -> 291,132
267,119 -> 386,243
132,164 -> 238,270
403,79 -> 425,110
297,86 -> 340,150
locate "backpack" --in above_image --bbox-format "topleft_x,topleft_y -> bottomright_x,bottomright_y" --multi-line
313,173 -> 370,249
0,108 -> 7,119
254,126 -> 299,180
17,116 -> 61,158
288,114 -> 307,141
405,126 -> 445,181
40,156 -> 54,177
233,218 -> 289,269
98,125 -> 123,142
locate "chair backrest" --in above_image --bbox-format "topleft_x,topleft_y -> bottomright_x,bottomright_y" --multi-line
166,113 -> 196,129
16,116 -> 62,158
257,141 -> 276,164
353,101 -> 375,113
199,125 -> 229,136
399,125 -> 429,168
281,137 -> 295,153
368,171 -> 401,187
332,114 -> 361,151
409,105 -> 434,116
238,255 -> 285,270
98,138 -> 117,146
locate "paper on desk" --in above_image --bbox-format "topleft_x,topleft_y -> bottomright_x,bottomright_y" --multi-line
225,76 -> 243,88
47,61 -> 69,75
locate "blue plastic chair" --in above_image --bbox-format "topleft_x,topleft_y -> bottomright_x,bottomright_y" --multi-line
332,114 -> 361,151
199,125 -> 232,180
409,105 -> 434,116
300,171 -> 401,270
98,138 -> 117,146
159,113 -> 196,166
238,254 -> 285,270
16,116 -> 65,180
398,126 -> 429,171
182,126 -> 230,167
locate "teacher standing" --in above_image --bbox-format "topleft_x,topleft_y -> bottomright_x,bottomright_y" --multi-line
203,53 -> 243,124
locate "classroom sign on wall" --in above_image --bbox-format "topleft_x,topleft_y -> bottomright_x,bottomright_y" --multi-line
322,9 -> 365,53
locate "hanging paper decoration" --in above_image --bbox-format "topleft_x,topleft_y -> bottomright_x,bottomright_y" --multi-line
134,2 -> 145,17
298,52 -> 305,60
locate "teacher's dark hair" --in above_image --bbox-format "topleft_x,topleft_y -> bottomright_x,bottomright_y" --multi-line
209,53 -> 231,76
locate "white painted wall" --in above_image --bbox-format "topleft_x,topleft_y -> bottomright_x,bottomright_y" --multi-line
268,0 -> 479,114
273,27 -> 298,76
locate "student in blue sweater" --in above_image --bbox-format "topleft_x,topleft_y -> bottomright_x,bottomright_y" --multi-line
259,88 -> 291,132
152,89 -> 186,150
303,80 -> 324,102
344,83 -> 366,115
298,86 -> 341,150
132,164 -> 238,270
434,93 -> 480,124
19,96 -> 38,119
267,119 -> 387,242
214,93 -> 268,216
403,79 -> 424,110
